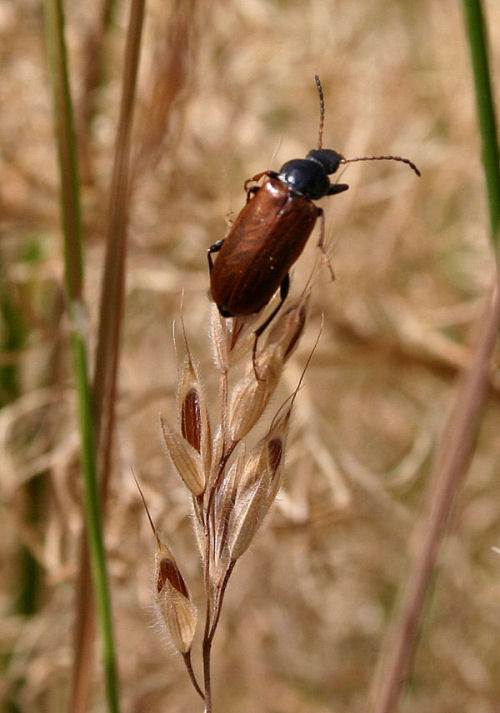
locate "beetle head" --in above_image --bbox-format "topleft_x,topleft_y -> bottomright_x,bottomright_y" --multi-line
306,149 -> 344,175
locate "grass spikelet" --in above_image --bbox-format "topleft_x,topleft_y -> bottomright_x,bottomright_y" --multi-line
214,447 -> 245,568
227,402 -> 292,562
261,301 -> 308,364
208,304 -> 231,375
228,367 -> 280,441
157,582 -> 198,654
160,416 -> 206,496
177,314 -> 212,471
154,539 -> 198,654
228,302 -> 309,441
177,356 -> 212,472
132,471 -> 199,657
227,442 -> 277,561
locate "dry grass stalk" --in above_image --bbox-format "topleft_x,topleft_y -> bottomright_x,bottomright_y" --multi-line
139,295 -> 312,712
369,281 -> 500,713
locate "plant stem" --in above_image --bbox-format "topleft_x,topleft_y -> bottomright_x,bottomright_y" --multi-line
208,561 -> 235,643
70,0 -> 146,709
461,0 -> 500,247
43,0 -> 120,710
202,635 -> 213,713
369,282 -> 500,713
182,652 -> 204,700
201,559 -> 235,713
201,357 -> 234,712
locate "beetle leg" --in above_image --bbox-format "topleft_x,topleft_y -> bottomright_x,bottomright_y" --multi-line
316,208 -> 335,281
252,273 -> 290,380
245,185 -> 260,203
207,239 -> 225,272
252,336 -> 261,381
243,170 -> 278,193
255,273 -> 290,338
327,183 -> 349,195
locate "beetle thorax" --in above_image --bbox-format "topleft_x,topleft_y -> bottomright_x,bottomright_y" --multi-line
278,158 -> 331,200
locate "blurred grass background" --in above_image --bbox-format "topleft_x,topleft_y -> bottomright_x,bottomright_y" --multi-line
1,0 -> 500,712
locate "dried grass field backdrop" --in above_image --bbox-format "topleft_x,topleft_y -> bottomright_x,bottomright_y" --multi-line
1,1 -> 499,712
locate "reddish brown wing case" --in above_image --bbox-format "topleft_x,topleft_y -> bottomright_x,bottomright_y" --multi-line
210,178 -> 319,316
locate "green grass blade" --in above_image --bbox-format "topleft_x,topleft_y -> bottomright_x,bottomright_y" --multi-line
461,0 -> 500,246
70,326 -> 120,713
43,1 -> 120,711
70,0 -> 146,707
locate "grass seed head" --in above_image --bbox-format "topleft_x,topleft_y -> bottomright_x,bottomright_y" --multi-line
260,410 -> 291,512
190,495 -> 206,558
228,369 -> 280,442
227,477 -> 269,561
154,538 -> 188,594
226,420 -> 287,561
214,446 -> 245,568
263,301 -> 308,363
160,416 -> 206,496
135,477 -> 198,656
177,354 -> 212,472
262,437 -> 285,510
227,301 -> 308,442
157,555 -> 189,597
157,581 -> 198,654
180,387 -> 201,452
209,304 -> 230,373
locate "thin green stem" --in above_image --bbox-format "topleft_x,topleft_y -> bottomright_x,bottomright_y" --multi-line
43,0 -> 82,300
70,325 -> 120,713
461,0 -> 500,247
43,1 -> 120,711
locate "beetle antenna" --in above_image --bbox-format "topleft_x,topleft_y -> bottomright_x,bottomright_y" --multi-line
340,154 -> 421,177
314,75 -> 325,150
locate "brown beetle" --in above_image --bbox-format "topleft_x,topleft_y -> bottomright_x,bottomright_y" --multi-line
208,76 -> 420,337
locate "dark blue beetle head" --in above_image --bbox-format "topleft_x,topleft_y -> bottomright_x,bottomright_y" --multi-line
278,148 -> 347,200
306,149 -> 343,175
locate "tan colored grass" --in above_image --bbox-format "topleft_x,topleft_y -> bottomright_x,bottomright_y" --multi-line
131,297 -> 308,711
1,0 -> 500,712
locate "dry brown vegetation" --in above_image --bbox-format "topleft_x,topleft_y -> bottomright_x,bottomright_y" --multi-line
1,1 -> 500,712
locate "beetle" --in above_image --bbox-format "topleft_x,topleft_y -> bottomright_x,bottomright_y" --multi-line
208,76 -> 420,339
